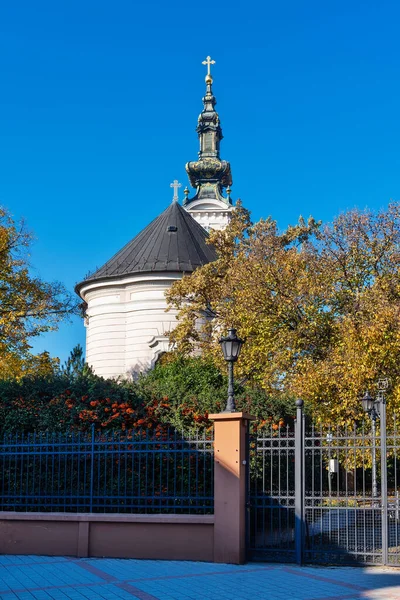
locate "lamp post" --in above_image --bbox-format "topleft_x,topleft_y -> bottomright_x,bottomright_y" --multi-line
360,391 -> 379,499
359,379 -> 389,502
219,328 -> 244,412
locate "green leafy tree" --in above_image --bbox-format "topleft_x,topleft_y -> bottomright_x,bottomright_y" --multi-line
136,356 -> 296,432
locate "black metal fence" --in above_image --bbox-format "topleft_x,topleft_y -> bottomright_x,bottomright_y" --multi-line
248,425 -> 296,562
0,427 -> 214,514
248,402 -> 400,566
303,421 -> 384,564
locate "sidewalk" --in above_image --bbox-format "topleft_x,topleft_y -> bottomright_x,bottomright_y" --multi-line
0,556 -> 399,600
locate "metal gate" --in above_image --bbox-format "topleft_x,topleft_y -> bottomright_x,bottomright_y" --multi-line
247,400 -> 400,565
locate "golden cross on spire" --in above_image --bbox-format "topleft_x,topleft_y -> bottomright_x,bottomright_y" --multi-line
202,55 -> 215,78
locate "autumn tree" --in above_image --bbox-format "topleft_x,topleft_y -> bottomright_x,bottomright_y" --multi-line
0,350 -> 61,380
167,202 -> 400,424
0,208 -> 79,376
294,203 -> 400,424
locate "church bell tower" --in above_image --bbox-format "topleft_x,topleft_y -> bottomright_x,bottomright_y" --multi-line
184,56 -> 233,230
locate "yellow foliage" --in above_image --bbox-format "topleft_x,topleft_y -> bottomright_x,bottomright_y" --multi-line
167,202 -> 400,424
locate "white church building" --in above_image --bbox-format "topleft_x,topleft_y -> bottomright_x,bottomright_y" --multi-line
76,58 -> 234,378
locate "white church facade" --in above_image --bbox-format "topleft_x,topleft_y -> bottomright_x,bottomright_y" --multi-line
76,58 -> 234,378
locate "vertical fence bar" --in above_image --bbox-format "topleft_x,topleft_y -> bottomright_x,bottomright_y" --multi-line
381,398 -> 388,565
372,417 -> 378,501
393,415 -> 398,563
295,399 -> 304,565
245,419 -> 251,559
89,424 -> 95,513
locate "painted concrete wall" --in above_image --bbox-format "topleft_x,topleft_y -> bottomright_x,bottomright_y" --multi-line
80,273 -> 181,379
0,513 -> 214,561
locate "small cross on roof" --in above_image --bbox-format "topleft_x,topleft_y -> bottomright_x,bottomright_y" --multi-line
170,180 -> 182,203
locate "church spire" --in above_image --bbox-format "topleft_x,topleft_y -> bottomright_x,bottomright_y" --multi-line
197,56 -> 222,160
184,56 -> 233,211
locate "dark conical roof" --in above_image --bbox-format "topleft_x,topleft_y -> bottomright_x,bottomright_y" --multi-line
76,202 -> 216,293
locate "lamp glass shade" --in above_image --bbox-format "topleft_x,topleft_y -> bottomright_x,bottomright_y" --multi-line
231,338 -> 242,360
360,391 -> 375,413
222,340 -> 233,361
219,328 -> 244,362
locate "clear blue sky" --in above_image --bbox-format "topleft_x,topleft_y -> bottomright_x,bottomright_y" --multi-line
1,1 -> 399,364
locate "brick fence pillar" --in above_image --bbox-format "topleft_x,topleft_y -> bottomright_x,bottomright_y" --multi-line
209,412 -> 255,564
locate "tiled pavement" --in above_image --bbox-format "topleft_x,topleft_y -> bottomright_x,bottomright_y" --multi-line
0,557 -> 399,600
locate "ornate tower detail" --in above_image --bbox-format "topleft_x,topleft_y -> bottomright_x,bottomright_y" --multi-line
184,56 -> 234,231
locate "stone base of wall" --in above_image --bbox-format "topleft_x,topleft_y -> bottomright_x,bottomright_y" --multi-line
0,513 -> 214,561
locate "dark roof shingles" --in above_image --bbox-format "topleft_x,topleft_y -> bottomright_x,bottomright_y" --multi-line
76,203 -> 216,292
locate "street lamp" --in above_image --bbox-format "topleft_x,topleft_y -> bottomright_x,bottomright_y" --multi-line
359,380 -> 389,501
360,391 -> 378,417
219,328 -> 244,412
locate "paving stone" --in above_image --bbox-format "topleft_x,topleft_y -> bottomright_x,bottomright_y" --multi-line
0,557 -> 398,600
